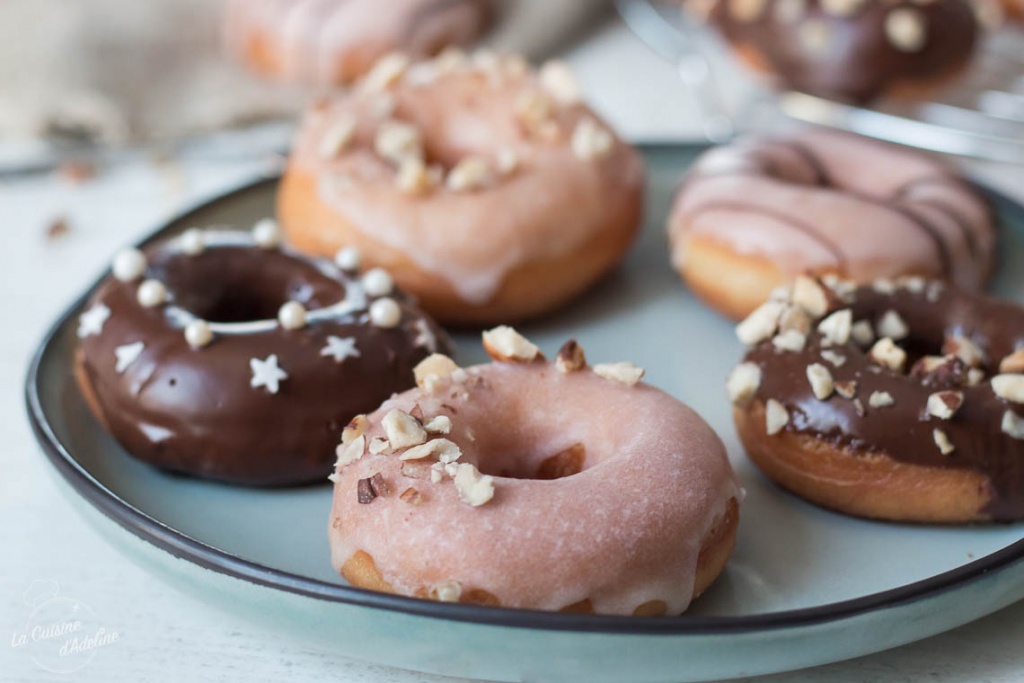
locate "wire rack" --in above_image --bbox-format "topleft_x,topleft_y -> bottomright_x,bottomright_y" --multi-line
616,0 -> 1024,163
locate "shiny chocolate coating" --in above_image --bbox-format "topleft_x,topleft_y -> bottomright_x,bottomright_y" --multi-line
739,281 -> 1024,520
707,0 -> 979,103
76,231 -> 451,486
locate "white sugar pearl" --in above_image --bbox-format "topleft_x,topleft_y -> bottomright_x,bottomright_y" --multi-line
278,301 -> 308,330
335,247 -> 361,271
252,218 -> 281,248
179,228 -> 206,255
137,279 -> 167,308
184,319 -> 213,348
112,248 -> 147,282
369,297 -> 401,328
361,268 -> 394,297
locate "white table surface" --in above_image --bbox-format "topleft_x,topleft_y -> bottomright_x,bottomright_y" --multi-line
5,19 -> 1024,683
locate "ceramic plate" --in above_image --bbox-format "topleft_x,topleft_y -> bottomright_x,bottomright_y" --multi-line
26,145 -> 1024,682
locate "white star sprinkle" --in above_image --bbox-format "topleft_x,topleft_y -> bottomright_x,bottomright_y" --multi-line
78,304 -> 111,338
412,319 -> 437,352
320,336 -> 361,363
250,354 -> 288,394
114,341 -> 145,373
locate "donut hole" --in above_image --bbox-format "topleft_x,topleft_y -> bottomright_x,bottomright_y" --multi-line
151,246 -> 345,323
473,442 -> 588,481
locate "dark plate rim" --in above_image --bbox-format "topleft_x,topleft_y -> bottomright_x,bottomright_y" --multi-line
24,151 -> 1024,636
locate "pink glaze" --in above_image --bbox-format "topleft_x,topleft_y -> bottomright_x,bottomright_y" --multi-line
327,361 -> 740,615
223,0 -> 491,86
288,58 -> 645,305
669,129 -> 994,289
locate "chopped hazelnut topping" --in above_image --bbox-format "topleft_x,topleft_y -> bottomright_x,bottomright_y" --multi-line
375,120 -> 422,164
851,320 -> 875,347
872,278 -> 896,295
869,337 -> 907,372
539,60 -> 581,103
792,275 -> 829,317
817,309 -> 852,347
382,409 -> 428,449
1002,411 -> 1024,440
341,415 -> 368,444
726,362 -> 762,405
999,350 -> 1024,374
369,437 -> 391,455
778,305 -> 811,335
853,398 -> 866,416
806,363 -> 834,400
318,117 -> 357,160
933,429 -> 955,455
900,276 -> 926,294
593,362 -> 645,386
926,390 -> 963,420
399,438 -> 462,463
885,7 -> 926,53
482,326 -> 541,362
992,374 -> 1024,403
968,368 -> 985,386
926,281 -> 944,302
431,580 -> 463,602
335,435 -> 365,468
869,391 -> 895,408
396,157 -> 433,195
571,119 -> 614,161
356,477 -> 376,504
736,301 -> 785,345
835,380 -> 858,399
362,52 -> 410,90
515,91 -> 553,130
446,156 -> 493,192
821,350 -> 846,367
556,339 -> 587,373
399,487 -> 423,505
453,463 -> 495,506
943,336 -> 986,368
877,310 -> 909,341
496,148 -> 519,176
909,354 -> 966,388
765,399 -> 789,435
430,462 -> 444,483
423,415 -> 452,434
414,354 -> 460,388
822,274 -> 857,302
772,329 -> 807,353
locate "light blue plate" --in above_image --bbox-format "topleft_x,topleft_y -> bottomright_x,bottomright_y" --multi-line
26,145 -> 1024,682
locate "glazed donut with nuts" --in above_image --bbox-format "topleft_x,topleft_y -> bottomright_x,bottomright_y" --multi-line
701,0 -> 979,102
75,221 -> 450,486
280,51 -> 645,325
223,0 -> 495,87
669,128 -> 994,320
328,327 -> 741,614
728,274 -> 1024,522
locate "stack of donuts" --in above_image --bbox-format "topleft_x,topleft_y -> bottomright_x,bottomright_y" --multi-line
75,45 -> 1022,620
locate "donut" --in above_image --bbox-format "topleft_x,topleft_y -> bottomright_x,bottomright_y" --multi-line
279,52 -> 645,325
74,222 -> 450,486
701,0 -> 979,103
668,128 -> 995,320
727,273 -> 1024,522
223,0 -> 495,87
327,327 -> 741,614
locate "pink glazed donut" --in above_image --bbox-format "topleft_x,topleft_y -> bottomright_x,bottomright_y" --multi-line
668,128 -> 995,320
223,0 -> 495,87
328,327 -> 741,615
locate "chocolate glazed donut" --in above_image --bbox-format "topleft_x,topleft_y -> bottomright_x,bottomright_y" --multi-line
704,0 -> 979,102
728,276 -> 1024,522
75,224 -> 451,486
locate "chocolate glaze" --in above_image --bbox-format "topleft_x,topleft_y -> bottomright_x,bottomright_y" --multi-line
742,282 -> 1024,520
708,0 -> 978,103
76,231 -> 451,486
